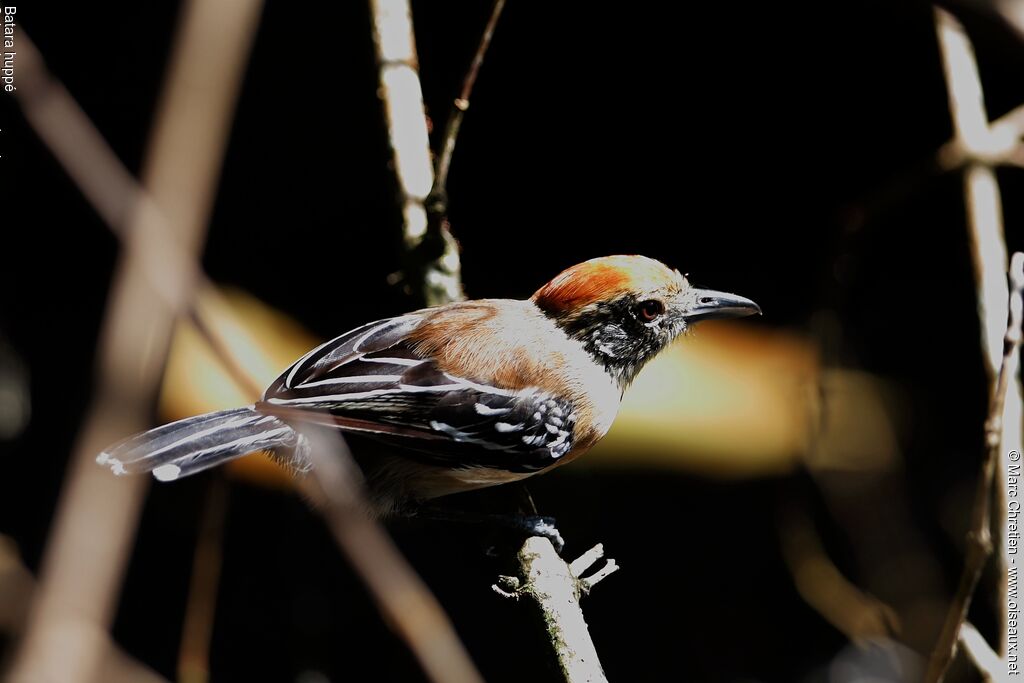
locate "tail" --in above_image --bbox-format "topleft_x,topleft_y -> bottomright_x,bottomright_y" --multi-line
96,407 -> 310,482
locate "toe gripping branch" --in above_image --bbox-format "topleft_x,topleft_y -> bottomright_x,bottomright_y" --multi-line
492,541 -> 620,599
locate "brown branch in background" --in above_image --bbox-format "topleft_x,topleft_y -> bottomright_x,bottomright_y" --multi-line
369,0 -> 465,306
296,428 -> 484,683
177,476 -> 230,683
924,251 -> 1024,683
493,538 -> 618,683
14,4 -> 597,681
6,2 -> 263,681
779,505 -> 900,644
12,19 -> 484,683
11,35 -> 211,311
0,536 -> 171,683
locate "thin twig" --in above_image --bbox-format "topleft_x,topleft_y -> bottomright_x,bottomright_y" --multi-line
6,2 -> 264,682
924,252 -> 1024,683
496,538 -> 616,683
433,0 -> 507,194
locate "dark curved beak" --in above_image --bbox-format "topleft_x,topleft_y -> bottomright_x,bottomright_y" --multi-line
683,288 -> 762,322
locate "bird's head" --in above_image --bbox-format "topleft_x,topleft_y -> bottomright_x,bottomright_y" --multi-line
532,255 -> 761,387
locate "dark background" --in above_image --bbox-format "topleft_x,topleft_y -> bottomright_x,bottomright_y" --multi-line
3,1 -> 1024,681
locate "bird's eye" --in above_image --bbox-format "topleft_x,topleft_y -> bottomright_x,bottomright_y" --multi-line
637,299 -> 665,321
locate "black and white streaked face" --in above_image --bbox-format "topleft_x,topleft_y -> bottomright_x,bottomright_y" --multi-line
554,292 -> 689,387
552,283 -> 761,388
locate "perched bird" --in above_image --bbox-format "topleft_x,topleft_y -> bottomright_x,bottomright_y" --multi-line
97,255 -> 760,517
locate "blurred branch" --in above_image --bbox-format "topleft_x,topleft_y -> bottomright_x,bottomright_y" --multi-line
0,536 -> 170,683
12,14 -> 486,682
779,505 -> 900,644
960,621 -> 1001,683
0,535 -> 33,635
493,538 -> 617,683
937,102 -> 1024,171
369,0 -> 464,306
296,429 -> 484,683
177,476 -> 229,683
7,2 -> 263,681
11,34 -> 209,310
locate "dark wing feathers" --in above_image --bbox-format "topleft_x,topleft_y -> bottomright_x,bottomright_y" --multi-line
273,315 -> 422,392
261,316 -> 576,472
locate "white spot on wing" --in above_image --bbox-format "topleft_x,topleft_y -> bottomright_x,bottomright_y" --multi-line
361,356 -> 422,366
474,403 -> 511,416
97,452 -> 127,475
153,464 -> 181,481
430,421 -> 516,450
297,374 -> 402,389
548,432 -> 569,453
495,422 -> 523,433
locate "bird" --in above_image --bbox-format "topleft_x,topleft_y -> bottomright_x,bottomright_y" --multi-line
97,255 -> 760,520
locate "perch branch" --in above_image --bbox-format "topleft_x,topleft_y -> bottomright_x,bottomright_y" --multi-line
7,3 -> 263,682
494,538 -> 618,683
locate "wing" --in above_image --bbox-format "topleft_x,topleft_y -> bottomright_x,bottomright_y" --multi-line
260,316 -> 577,472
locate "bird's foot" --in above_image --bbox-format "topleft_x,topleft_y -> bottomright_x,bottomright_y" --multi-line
492,514 -> 564,553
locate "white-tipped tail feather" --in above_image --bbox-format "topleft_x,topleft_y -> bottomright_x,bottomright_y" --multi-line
96,407 -> 311,481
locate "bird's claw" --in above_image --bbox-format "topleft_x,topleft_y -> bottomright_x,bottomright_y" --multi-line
512,515 -> 565,553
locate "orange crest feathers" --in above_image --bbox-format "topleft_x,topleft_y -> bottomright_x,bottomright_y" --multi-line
532,255 -> 684,314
